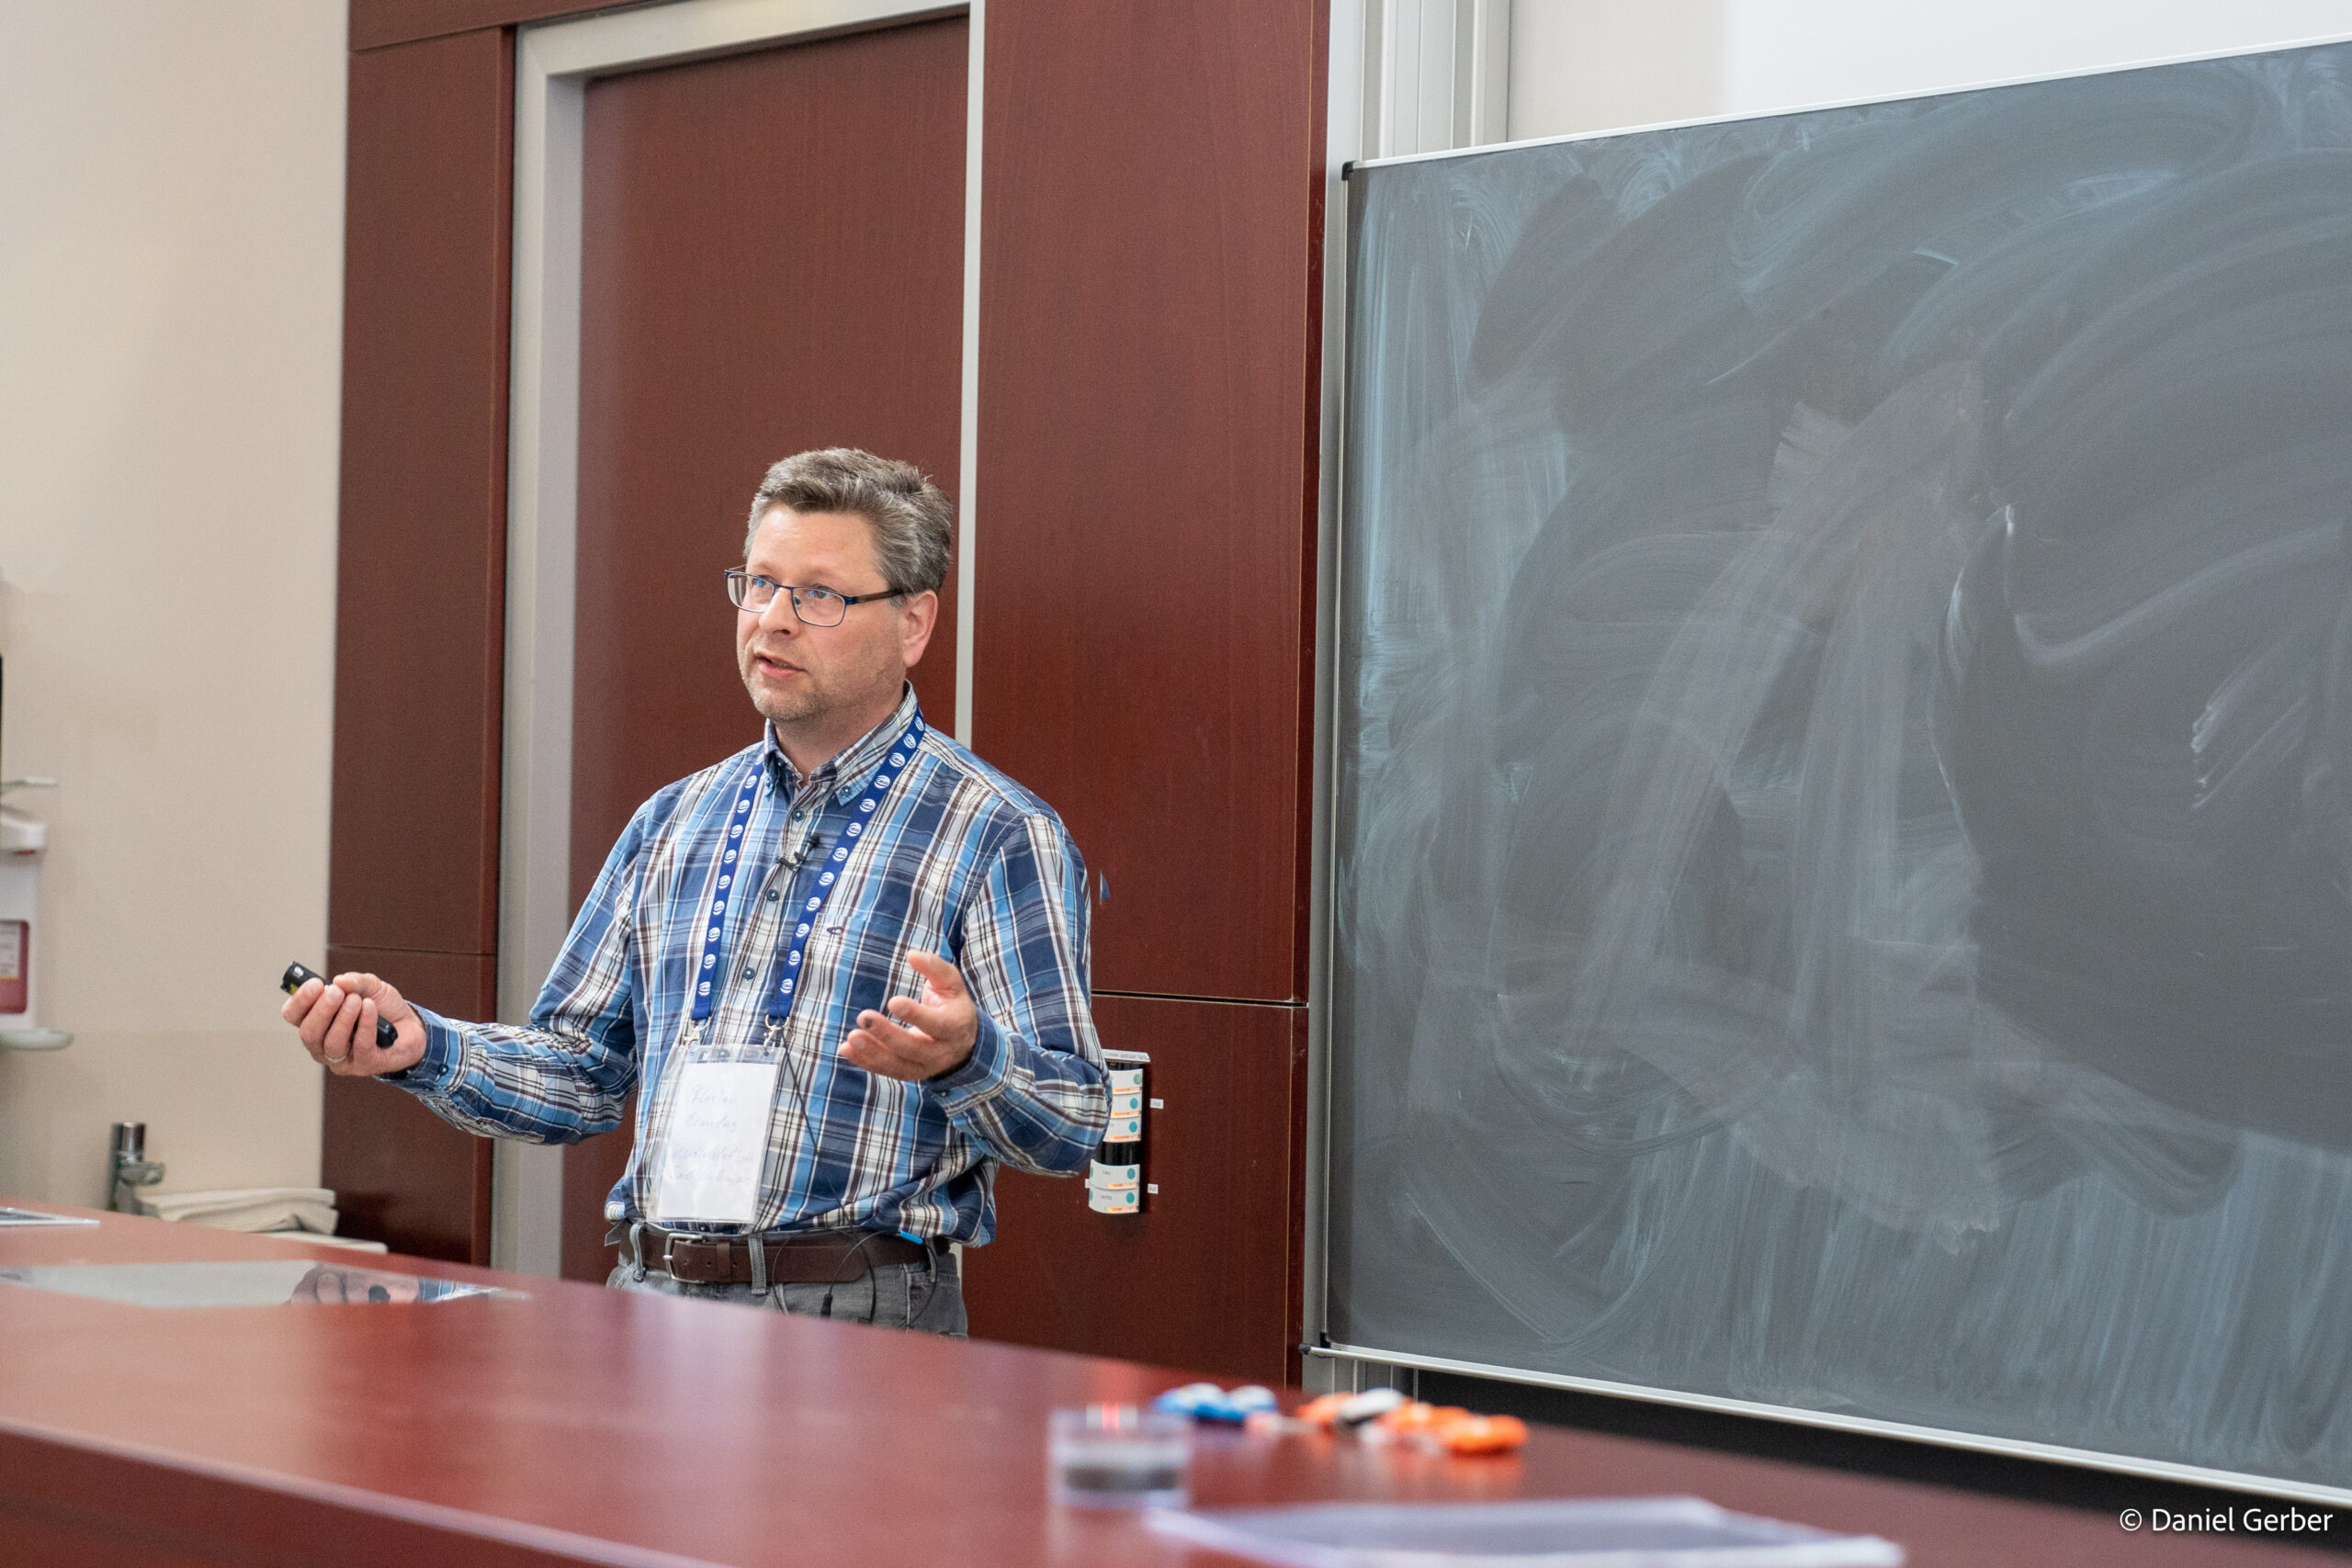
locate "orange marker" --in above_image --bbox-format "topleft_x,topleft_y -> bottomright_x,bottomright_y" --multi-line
1295,1393 -> 1350,1430
1375,1401 -> 1469,1434
1431,1413 -> 1527,1454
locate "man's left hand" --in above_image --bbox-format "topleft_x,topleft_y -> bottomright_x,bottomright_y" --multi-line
843,950 -> 979,1081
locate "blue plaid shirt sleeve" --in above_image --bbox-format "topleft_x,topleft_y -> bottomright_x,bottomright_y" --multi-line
926,813 -> 1109,1174
395,799 -> 653,1145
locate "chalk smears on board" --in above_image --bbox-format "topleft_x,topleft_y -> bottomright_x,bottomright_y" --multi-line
1331,43 -> 2352,1488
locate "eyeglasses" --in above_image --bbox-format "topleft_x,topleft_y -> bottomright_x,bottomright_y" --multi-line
724,570 -> 902,626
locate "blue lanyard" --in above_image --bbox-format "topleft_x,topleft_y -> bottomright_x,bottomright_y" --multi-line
688,712 -> 927,1027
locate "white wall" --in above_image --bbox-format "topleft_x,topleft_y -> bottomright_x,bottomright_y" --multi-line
1508,0 -> 1725,141
1511,0 -> 2352,140
0,2 -> 345,1206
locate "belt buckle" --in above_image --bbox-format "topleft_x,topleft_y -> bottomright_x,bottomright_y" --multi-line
661,1230 -> 719,1283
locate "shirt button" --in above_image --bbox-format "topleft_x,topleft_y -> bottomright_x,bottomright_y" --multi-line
766,890 -> 779,902
741,968 -> 755,979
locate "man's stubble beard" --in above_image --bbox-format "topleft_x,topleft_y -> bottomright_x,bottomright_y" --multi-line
740,635 -> 900,731
740,639 -> 828,725
743,666 -> 831,725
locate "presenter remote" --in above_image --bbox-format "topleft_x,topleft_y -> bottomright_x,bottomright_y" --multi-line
279,961 -> 400,1052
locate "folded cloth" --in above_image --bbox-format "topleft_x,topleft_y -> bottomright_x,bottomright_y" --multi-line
141,1187 -> 339,1235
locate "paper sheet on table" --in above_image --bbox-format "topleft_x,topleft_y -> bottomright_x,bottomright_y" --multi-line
1146,1495 -> 1904,1568
650,1060 -> 781,1224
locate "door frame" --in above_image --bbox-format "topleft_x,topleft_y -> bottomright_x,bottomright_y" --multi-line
495,0 -> 981,1273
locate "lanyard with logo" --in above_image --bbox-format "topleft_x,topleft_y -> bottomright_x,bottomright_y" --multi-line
649,713 -> 927,1225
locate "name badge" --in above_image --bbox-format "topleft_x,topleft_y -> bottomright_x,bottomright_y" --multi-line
649,1058 -> 780,1224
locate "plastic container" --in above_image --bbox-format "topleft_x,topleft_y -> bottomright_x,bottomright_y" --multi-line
1048,1404 -> 1190,1508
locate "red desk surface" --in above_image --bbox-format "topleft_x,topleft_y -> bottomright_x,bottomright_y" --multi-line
0,1204 -> 2332,1566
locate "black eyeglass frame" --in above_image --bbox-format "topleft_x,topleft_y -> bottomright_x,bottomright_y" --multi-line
725,570 -> 905,626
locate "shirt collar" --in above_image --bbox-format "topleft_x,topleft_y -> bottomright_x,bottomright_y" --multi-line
763,684 -> 921,797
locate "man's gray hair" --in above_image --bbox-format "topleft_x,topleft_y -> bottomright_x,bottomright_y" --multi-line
745,448 -> 954,596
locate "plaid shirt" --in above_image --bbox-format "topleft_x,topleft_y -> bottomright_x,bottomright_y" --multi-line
398,689 -> 1108,1244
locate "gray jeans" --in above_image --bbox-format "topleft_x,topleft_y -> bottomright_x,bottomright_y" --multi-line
607,1243 -> 967,1337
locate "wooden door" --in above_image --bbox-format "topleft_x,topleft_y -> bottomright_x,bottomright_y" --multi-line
559,17 -> 970,1281
333,1 -> 1329,1381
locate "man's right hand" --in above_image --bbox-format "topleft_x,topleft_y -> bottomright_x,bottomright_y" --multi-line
282,971 -> 428,1077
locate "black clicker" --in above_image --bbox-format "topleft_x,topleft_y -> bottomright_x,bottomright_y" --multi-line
279,961 -> 400,1052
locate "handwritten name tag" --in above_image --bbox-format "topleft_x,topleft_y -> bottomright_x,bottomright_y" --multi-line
650,1060 -> 781,1224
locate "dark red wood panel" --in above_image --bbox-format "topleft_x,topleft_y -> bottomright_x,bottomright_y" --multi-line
329,28 -> 512,1276
322,947 -> 496,1264
973,0 -> 1327,1003
0,1434 -> 556,1568
963,996 -> 1309,1385
350,0 -> 626,52
332,29 -> 512,957
570,17 -> 968,911
350,1 -> 975,53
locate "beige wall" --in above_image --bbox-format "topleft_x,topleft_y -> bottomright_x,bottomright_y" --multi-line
0,2 -> 345,1206
1508,0 -> 1724,141
1511,0 -> 2352,139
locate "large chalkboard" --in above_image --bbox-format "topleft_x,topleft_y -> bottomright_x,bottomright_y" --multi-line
1329,39 -> 2352,1495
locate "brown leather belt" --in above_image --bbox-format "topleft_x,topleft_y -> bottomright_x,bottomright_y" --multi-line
631,1224 -> 933,1286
